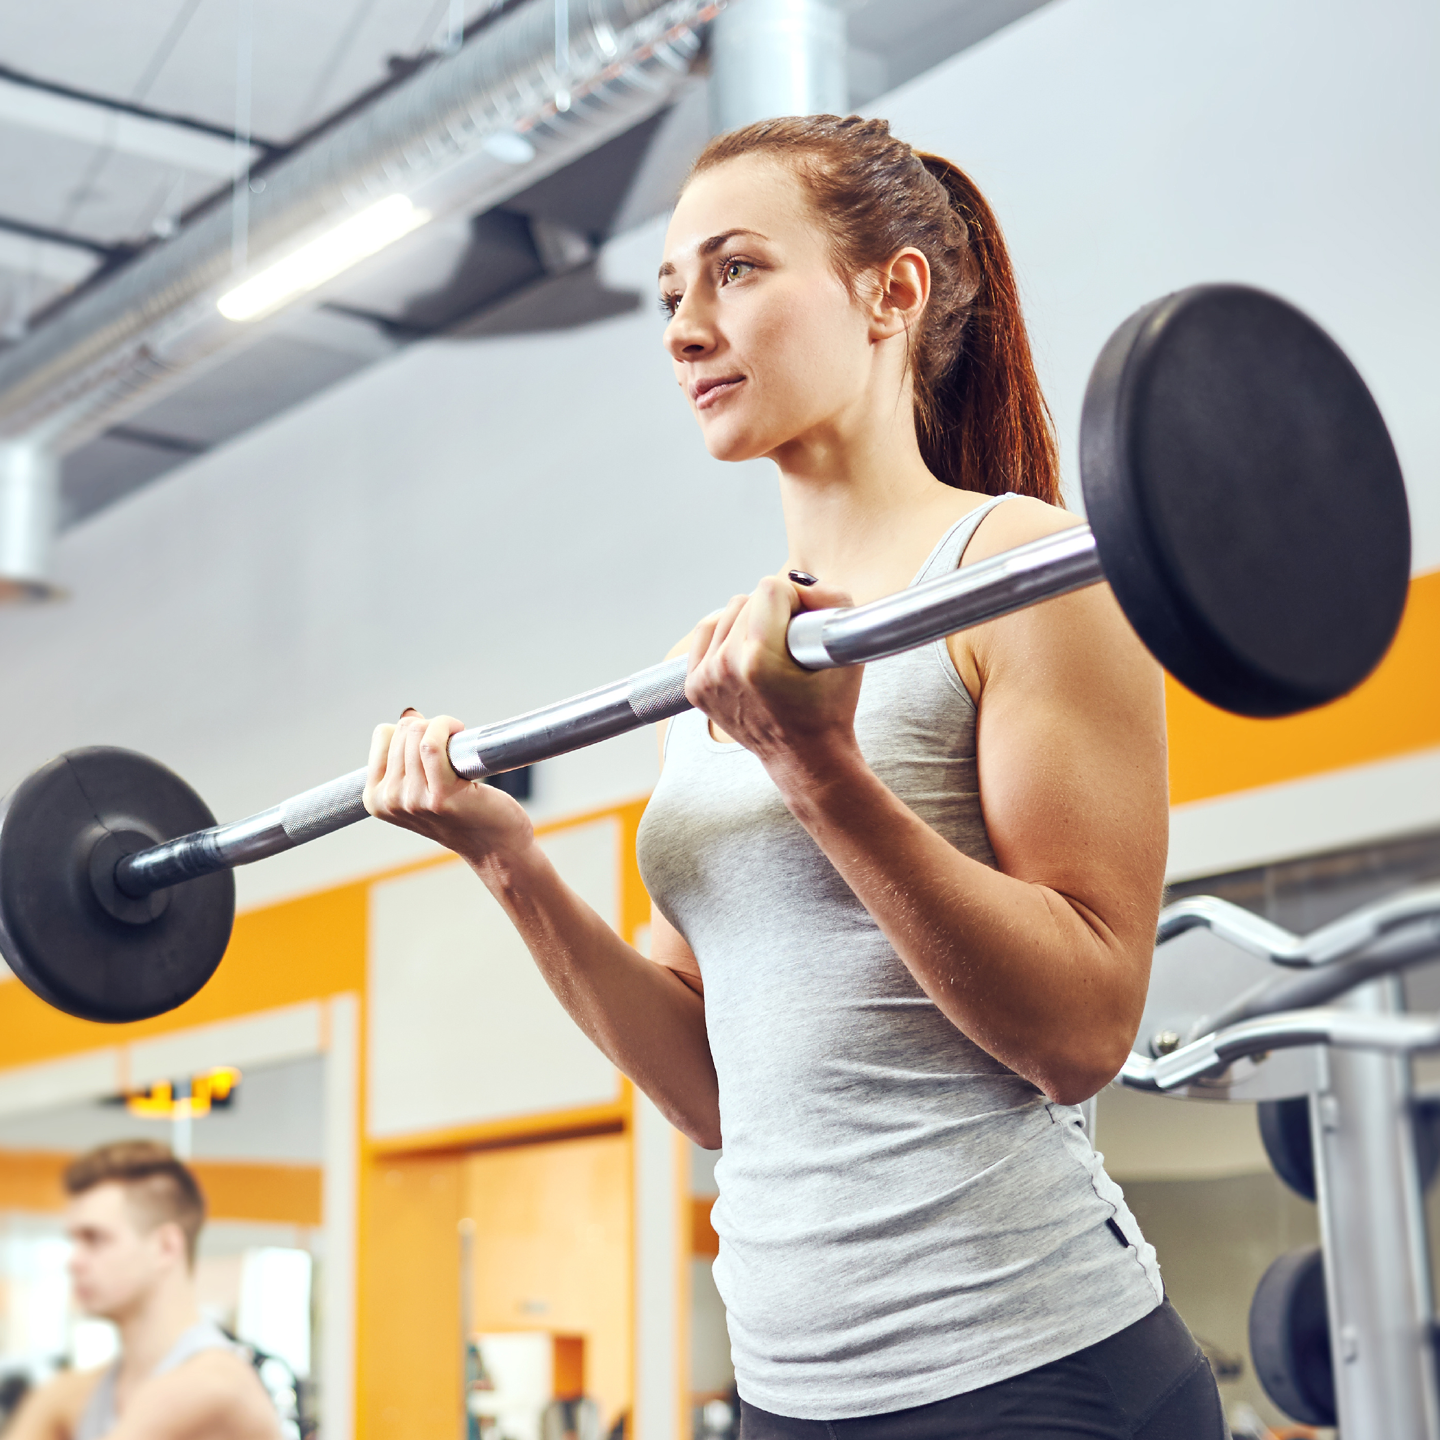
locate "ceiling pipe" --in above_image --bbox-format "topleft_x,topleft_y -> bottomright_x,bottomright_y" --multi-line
0,0 -> 718,458
708,0 -> 846,132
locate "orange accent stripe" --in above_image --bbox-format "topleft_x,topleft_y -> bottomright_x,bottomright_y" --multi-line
366,1098 -> 628,1158
0,1149 -> 321,1225
0,795 -> 652,1073
690,1196 -> 719,1258
0,882 -> 367,1068
1167,568 -> 1440,806
612,798 -> 653,947
197,1159 -> 323,1225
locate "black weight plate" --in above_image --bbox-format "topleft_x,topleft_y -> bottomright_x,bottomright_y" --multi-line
1258,1095 -> 1317,1202
0,748 -> 234,1023
1082,285 -> 1410,717
1248,1245 -> 1335,1426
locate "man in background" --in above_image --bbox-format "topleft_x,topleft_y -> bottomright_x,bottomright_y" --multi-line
9,1140 -> 279,1440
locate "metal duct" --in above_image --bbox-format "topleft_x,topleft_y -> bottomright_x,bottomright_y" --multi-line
0,0 -> 717,453
709,0 -> 846,132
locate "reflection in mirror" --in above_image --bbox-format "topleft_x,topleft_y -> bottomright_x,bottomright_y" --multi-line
0,1056 -> 324,1437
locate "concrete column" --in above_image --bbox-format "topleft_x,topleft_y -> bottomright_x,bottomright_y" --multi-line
0,442 -> 60,601
708,0 -> 848,134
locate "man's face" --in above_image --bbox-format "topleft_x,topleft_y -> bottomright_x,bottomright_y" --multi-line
65,1182 -> 179,1320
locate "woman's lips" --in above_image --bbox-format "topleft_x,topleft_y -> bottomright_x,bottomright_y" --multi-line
695,377 -> 744,411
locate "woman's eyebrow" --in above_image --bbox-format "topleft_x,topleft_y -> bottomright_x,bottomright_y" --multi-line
657,228 -> 771,281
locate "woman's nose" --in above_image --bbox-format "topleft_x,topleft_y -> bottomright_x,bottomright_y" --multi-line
664,299 -> 716,361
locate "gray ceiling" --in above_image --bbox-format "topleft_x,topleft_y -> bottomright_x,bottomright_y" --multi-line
0,0 -> 1053,529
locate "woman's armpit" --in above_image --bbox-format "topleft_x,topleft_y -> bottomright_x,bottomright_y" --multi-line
649,909 -> 704,995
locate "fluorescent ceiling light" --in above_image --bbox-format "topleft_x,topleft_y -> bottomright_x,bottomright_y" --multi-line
218,195 -> 429,321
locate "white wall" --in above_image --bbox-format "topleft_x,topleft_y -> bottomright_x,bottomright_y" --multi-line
367,819 -> 622,1139
0,0 -> 1433,919
886,0 -> 1439,566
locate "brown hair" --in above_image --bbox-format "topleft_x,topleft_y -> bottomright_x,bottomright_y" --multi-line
688,115 -> 1061,504
63,1140 -> 206,1265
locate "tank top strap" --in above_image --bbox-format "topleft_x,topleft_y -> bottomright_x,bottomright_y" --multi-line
72,1322 -> 240,1440
911,492 -> 1017,587
154,1320 -> 243,1375
74,1365 -> 119,1440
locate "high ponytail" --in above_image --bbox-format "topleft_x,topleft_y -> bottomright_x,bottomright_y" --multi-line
688,117 -> 1062,506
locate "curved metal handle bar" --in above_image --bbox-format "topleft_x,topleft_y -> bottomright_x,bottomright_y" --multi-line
115,526 -> 1103,896
1155,882 -> 1440,970
1118,1008 -> 1440,1093
1180,915 -> 1440,1045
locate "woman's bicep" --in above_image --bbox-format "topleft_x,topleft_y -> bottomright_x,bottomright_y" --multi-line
972,580 -> 1168,949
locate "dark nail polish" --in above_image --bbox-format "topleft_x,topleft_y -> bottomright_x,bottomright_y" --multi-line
789,570 -> 819,587
399,707 -> 419,719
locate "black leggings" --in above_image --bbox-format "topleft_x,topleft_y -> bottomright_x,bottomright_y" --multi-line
739,1300 -> 1225,1440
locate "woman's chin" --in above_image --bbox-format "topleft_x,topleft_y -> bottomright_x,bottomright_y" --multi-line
700,418 -> 774,465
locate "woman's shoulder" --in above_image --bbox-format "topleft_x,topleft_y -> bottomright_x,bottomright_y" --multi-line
961,493 -> 1085,567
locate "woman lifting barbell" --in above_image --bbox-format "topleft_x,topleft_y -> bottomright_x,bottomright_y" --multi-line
365,115 -> 1225,1438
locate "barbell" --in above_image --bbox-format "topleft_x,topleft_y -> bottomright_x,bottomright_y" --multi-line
0,284 -> 1412,1024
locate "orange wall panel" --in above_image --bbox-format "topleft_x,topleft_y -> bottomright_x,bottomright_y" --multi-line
0,1149 -> 321,1225
0,882 -> 367,1069
196,1160 -> 323,1226
1166,568 -> 1440,806
691,1197 -> 719,1259
360,1153 -> 464,1440
461,1133 -> 633,1429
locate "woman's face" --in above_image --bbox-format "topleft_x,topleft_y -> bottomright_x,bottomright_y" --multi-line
659,155 -> 887,465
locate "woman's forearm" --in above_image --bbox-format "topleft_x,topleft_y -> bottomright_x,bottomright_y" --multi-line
766,743 -> 1144,1102
468,842 -> 722,1144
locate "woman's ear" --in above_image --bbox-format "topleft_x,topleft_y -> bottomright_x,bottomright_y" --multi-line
868,247 -> 930,341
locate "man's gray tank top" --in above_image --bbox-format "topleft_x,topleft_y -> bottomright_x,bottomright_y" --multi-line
75,1321 -> 243,1439
636,495 -> 1164,1420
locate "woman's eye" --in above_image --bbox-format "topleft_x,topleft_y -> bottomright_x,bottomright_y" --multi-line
658,293 -> 680,317
722,258 -> 754,284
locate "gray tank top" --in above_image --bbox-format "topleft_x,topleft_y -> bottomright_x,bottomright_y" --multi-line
75,1321 -> 243,1440
636,496 -> 1163,1419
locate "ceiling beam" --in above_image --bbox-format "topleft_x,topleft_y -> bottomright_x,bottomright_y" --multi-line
0,219 -> 108,286
0,72 -> 263,178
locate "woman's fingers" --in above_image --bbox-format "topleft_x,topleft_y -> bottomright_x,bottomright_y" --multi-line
687,610 -> 721,674
745,575 -> 797,652
366,710 -> 469,820
417,715 -> 466,796
688,595 -> 747,685
705,595 -> 750,659
384,715 -> 416,808
364,722 -> 397,815
793,578 -> 853,613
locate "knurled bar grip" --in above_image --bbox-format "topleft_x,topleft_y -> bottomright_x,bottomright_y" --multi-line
114,525 -> 1102,897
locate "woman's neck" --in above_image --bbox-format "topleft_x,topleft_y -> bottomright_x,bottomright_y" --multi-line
773,422 -> 980,605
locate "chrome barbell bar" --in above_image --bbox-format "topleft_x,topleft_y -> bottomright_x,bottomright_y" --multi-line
115,525 -> 1102,897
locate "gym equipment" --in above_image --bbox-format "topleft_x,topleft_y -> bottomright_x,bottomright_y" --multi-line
1122,884 -> 1440,1440
1259,1088 -> 1440,1201
0,283 -> 1411,1024
0,749 -> 234,1023
1257,1096 -> 1317,1201
1248,1247 -> 1334,1427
